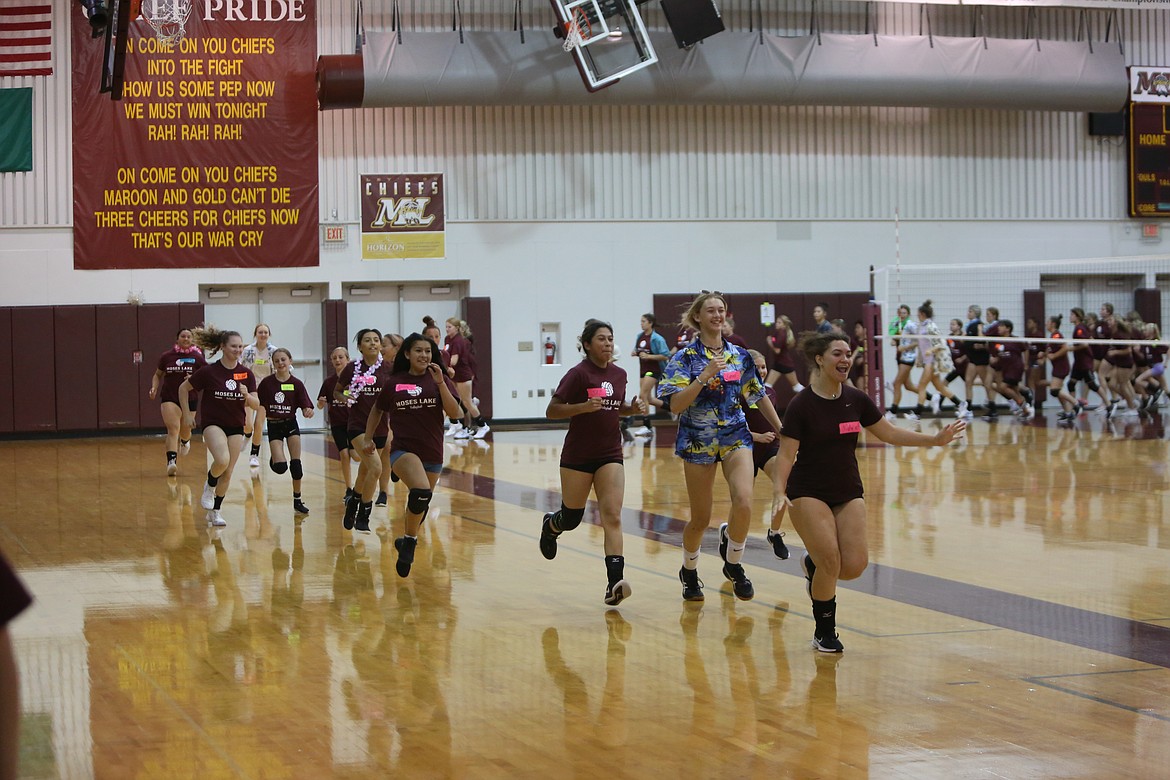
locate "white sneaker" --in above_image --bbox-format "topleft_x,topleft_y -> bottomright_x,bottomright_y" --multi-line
884,410 -> 897,421
206,509 -> 226,527
249,455 -> 260,468
1008,400 -> 1020,413
630,426 -> 652,437
445,422 -> 464,438
956,401 -> 969,418
454,427 -> 473,439
472,396 -> 480,407
179,440 -> 190,456
201,482 -> 216,510
1022,404 -> 1035,419
930,395 -> 941,415
167,460 -> 178,477
473,423 -> 491,439
903,410 -> 919,421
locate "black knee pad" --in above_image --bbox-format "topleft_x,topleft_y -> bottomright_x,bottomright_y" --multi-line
558,506 -> 585,532
1066,379 -> 1077,394
290,459 -> 303,480
270,459 -> 289,475
407,488 -> 433,515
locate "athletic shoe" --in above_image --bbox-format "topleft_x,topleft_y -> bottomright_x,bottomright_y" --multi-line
375,491 -> 388,507
454,427 -> 473,439
394,536 -> 417,577
201,482 -> 216,510
249,455 -> 260,468
802,554 -> 816,599
343,493 -> 360,530
604,579 -> 632,606
1008,400 -> 1020,413
629,426 -> 652,437
293,499 -> 310,515
539,513 -> 559,560
902,410 -> 919,421
621,426 -> 635,443
178,439 -> 190,456
1075,401 -> 1088,414
812,632 -> 845,653
1105,400 -> 1118,419
444,422 -> 464,438
767,529 -> 790,560
167,460 -> 178,477
883,410 -> 897,421
206,509 -> 226,527
678,566 -> 704,601
956,400 -> 970,419
473,423 -> 491,439
930,394 -> 941,415
472,396 -> 480,407
354,503 -> 372,533
342,487 -> 354,505
722,562 -> 755,601
982,410 -> 999,422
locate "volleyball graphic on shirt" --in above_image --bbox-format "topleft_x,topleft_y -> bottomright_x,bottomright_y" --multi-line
225,379 -> 237,391
274,391 -> 286,404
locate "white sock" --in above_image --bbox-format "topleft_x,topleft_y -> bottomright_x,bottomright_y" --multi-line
727,537 -> 747,564
682,547 -> 700,570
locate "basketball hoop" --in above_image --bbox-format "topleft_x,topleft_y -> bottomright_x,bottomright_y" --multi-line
141,0 -> 192,46
562,8 -> 590,52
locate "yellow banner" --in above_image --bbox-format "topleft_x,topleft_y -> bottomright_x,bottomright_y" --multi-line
362,232 -> 445,260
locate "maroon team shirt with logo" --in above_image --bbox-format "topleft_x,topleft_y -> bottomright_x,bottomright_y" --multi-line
257,374 -> 312,421
340,359 -> 393,437
1047,332 -> 1070,378
782,385 -> 882,505
156,348 -> 207,404
745,384 -> 780,457
445,334 -> 474,383
554,359 -> 628,465
770,327 -> 796,371
188,361 -> 257,429
374,370 -> 458,464
994,340 -> 1027,382
318,374 -> 350,429
1072,324 -> 1094,372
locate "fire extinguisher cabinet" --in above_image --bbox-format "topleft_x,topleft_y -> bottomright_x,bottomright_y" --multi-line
540,323 -> 561,367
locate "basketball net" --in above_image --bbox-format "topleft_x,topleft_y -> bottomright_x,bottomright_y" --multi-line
141,0 -> 192,46
562,10 -> 589,52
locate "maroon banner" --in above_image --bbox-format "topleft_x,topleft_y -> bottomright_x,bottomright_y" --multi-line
72,2 -> 318,269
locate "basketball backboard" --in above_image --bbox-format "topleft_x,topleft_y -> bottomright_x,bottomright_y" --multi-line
550,0 -> 657,92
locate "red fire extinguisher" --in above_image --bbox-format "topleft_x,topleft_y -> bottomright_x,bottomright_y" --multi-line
544,336 -> 557,364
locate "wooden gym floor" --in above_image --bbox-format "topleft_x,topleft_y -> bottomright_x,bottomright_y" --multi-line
2,409 -> 1169,778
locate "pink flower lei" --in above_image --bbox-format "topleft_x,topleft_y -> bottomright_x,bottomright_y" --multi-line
174,344 -> 202,354
345,355 -> 383,405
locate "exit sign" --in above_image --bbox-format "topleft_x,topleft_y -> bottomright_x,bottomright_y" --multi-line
324,225 -> 346,243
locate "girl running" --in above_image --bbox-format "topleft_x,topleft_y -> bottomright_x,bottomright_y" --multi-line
318,347 -> 356,504
241,324 -> 278,468
539,319 -> 647,605
336,329 -> 393,533
746,350 -> 789,559
658,291 -> 784,603
149,327 -> 206,475
1042,315 -> 1080,423
765,315 -> 803,393
630,313 -> 670,436
179,326 -> 260,528
444,317 -> 490,439
363,333 -> 462,578
257,348 -> 315,515
777,332 -> 965,653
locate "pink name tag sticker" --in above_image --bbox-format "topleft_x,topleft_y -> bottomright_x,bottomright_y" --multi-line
587,387 -> 607,399
721,370 -> 741,382
396,384 -> 419,392
839,421 -> 862,434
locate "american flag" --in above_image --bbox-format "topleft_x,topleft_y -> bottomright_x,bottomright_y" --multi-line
0,2 -> 52,77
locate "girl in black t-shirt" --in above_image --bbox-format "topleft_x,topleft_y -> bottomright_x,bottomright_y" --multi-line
776,332 -> 965,654
258,348 -> 315,515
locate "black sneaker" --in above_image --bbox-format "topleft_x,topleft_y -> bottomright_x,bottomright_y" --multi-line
539,513 -> 560,560
343,493 -> 360,530
394,536 -> 417,577
342,488 -> 354,505
293,498 -> 310,515
375,491 -> 388,507
354,503 -> 372,533
802,554 -> 816,599
604,579 -> 632,606
767,529 -> 790,560
812,632 -> 845,653
721,562 -> 755,601
678,566 -> 704,601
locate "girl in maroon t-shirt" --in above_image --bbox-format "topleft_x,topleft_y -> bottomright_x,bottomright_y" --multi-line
747,350 -> 789,560
1041,315 -> 1080,423
318,347 -> 356,504
363,333 -> 462,579
539,319 -> 646,606
444,317 -> 489,439
179,326 -> 260,528
764,315 -> 803,393
335,329 -> 394,533
1067,308 -> 1107,411
149,327 -> 207,476
776,332 -> 965,654
1135,323 -> 1167,412
258,349 -> 315,515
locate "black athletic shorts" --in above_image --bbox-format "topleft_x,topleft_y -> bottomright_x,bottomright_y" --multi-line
561,458 -> 624,474
267,419 -> 301,442
330,424 -> 350,450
